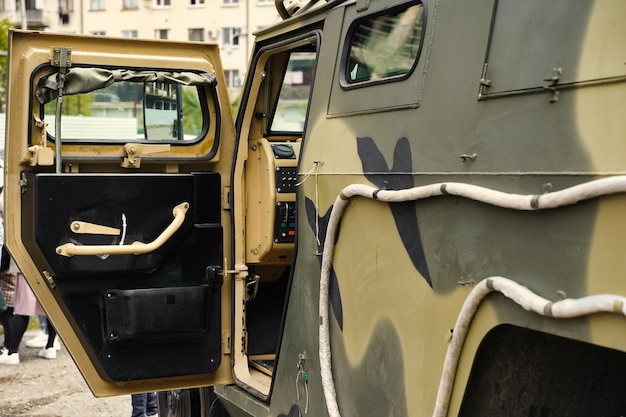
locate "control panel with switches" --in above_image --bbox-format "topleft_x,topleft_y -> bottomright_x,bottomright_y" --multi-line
246,138 -> 301,263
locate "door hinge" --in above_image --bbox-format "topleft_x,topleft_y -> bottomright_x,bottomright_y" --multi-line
222,186 -> 231,210
43,270 -> 56,289
222,330 -> 231,354
19,172 -> 28,193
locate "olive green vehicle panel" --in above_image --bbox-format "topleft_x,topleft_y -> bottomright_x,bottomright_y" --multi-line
272,0 -> 626,416
6,0 -> 626,416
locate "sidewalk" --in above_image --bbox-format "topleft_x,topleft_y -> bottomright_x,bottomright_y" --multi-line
0,329 -> 132,417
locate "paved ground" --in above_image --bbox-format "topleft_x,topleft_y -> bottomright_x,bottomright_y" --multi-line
0,329 -> 132,417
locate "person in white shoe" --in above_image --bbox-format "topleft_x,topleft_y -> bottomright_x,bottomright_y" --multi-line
0,199 -> 17,359
0,269 -> 16,357
25,317 -> 61,351
0,265 -> 59,365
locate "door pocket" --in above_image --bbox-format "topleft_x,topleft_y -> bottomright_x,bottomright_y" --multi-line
105,285 -> 210,343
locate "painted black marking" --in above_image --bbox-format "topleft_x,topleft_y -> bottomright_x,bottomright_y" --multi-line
357,136 -> 432,286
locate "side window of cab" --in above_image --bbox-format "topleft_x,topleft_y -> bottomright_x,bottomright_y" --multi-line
329,0 -> 428,116
341,0 -> 425,87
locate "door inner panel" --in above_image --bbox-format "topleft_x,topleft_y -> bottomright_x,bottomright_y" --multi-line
21,172 -> 223,381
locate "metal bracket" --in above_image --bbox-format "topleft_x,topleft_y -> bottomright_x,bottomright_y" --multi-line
52,47 -> 72,68
205,266 -> 224,290
245,275 -> 260,301
29,117 -> 54,166
357,0 -> 370,12
543,67 -> 562,103
19,172 -> 28,194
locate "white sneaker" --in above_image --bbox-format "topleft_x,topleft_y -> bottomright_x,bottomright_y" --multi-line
38,347 -> 57,359
25,331 -> 48,348
26,333 -> 61,350
0,352 -> 19,365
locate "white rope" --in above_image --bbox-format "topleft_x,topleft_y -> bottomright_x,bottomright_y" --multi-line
318,176 -> 626,417
433,277 -> 626,417
297,161 -> 324,247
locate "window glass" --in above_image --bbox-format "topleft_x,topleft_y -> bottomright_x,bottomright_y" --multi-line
224,69 -> 240,88
222,27 -> 240,46
345,1 -> 424,84
90,0 -> 105,10
269,51 -> 315,133
189,28 -> 204,41
155,29 -> 169,39
42,75 -> 207,142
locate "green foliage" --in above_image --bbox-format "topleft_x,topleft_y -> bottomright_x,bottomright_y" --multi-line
231,95 -> 240,119
63,95 -> 94,116
44,94 -> 94,117
0,18 -> 15,110
182,86 -> 202,136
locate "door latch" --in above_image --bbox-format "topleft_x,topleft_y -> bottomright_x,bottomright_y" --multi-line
122,143 -> 171,168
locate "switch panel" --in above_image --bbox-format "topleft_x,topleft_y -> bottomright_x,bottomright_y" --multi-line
275,167 -> 297,193
274,201 -> 296,243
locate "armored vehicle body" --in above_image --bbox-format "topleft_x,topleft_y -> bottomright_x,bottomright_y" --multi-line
4,0 -> 626,416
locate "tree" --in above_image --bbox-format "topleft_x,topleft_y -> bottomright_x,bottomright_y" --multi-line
0,18 -> 15,112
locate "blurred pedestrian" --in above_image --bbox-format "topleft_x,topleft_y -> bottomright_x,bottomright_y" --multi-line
0,270 -> 59,365
0,195 -> 16,357
131,392 -> 158,417
0,270 -> 15,355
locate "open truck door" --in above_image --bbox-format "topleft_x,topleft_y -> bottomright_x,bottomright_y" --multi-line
4,30 -> 235,396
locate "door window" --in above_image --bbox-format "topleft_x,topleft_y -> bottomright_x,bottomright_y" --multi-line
268,51 -> 316,133
39,68 -> 211,143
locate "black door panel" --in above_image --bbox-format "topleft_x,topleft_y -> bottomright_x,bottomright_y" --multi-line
21,172 -> 224,381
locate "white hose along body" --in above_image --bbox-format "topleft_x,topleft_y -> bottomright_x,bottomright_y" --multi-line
318,176 -> 626,417
432,277 -> 626,417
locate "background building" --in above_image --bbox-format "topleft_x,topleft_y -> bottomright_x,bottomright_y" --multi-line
0,0 -> 282,101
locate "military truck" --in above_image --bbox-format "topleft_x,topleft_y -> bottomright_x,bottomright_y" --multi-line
4,0 -> 626,416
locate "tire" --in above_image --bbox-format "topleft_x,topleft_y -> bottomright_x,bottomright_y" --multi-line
157,388 -> 230,417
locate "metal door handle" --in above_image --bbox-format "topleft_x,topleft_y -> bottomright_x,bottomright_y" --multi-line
56,202 -> 189,257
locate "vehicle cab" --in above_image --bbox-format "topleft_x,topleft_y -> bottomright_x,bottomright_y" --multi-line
5,0 -> 626,416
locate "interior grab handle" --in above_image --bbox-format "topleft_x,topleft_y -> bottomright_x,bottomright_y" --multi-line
56,202 -> 189,257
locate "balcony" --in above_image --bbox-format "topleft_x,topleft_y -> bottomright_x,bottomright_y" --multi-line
25,9 -> 46,28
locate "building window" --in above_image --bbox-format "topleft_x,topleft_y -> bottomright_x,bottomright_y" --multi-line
155,29 -> 169,39
123,0 -> 137,8
59,0 -> 74,12
90,30 -> 106,35
155,0 -> 170,6
59,0 -> 72,23
188,28 -> 204,42
222,0 -> 239,5
122,30 -> 138,38
256,0 -> 271,4
90,0 -> 105,10
189,0 -> 204,5
224,69 -> 240,88
222,27 -> 240,46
